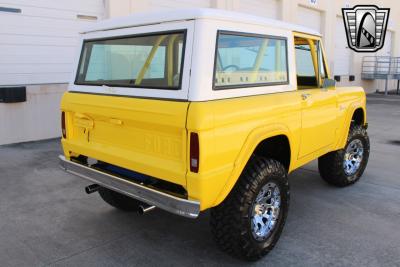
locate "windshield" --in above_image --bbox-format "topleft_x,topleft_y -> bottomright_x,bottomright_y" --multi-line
75,31 -> 186,89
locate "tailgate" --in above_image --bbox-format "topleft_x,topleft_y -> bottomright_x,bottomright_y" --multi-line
61,92 -> 189,187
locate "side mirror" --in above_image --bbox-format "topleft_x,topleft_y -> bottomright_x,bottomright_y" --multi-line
323,78 -> 336,89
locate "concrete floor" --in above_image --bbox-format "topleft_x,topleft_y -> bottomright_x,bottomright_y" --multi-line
1,94 -> 400,267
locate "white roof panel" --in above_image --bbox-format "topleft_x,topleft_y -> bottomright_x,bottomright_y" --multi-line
82,8 -> 321,36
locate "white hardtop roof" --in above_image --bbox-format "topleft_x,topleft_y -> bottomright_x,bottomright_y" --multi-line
82,8 -> 321,36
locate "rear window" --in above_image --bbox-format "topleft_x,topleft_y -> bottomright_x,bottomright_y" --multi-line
75,31 -> 186,90
214,31 -> 288,89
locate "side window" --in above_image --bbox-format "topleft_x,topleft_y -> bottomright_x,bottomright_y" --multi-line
214,32 -> 288,89
295,37 -> 328,89
295,37 -> 318,88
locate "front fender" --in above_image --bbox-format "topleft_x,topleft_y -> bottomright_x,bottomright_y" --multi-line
335,101 -> 367,150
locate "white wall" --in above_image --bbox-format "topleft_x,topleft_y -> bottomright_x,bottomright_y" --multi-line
0,0 -> 104,145
0,0 -> 104,86
0,84 -> 65,145
334,16 -> 352,76
235,0 -> 281,19
296,5 -> 322,33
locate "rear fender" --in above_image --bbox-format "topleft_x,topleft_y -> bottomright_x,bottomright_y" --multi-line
213,124 -> 294,206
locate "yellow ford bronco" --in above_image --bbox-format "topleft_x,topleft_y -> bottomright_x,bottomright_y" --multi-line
59,9 -> 369,261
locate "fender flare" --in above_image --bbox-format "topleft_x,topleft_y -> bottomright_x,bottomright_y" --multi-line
336,101 -> 367,149
213,123 -> 295,206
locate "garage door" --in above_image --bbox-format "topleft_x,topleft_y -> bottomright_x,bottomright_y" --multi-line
334,16 -> 351,75
0,0 -> 104,86
147,0 -> 211,11
296,6 -> 322,33
235,0 -> 281,19
377,30 -> 392,56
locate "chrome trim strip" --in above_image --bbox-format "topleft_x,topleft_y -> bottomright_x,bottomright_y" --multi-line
59,155 -> 200,218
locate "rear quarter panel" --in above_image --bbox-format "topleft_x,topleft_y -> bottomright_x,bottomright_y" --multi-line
186,92 -> 302,210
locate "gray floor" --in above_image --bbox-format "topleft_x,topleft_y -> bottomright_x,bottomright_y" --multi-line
1,94 -> 400,267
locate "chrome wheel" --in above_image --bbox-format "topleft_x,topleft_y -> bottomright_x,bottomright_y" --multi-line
343,139 -> 364,176
251,182 -> 281,241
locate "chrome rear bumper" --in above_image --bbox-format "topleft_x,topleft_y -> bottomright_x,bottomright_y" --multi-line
59,155 -> 200,218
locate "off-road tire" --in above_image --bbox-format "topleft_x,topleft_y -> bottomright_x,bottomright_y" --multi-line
210,157 -> 290,261
318,124 -> 370,187
98,187 -> 141,211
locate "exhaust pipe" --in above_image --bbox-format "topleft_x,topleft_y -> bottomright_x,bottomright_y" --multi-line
85,184 -> 100,194
138,203 -> 156,215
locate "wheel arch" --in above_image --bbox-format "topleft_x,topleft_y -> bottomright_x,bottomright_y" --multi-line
336,104 -> 367,149
253,135 -> 291,171
212,124 -> 294,206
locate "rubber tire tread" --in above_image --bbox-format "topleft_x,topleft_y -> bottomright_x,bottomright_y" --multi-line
318,124 -> 370,187
210,157 -> 290,261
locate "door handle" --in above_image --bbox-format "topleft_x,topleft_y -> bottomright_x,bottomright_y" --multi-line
301,93 -> 311,100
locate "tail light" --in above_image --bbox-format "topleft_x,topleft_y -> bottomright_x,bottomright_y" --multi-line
61,112 -> 66,139
190,132 -> 199,173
